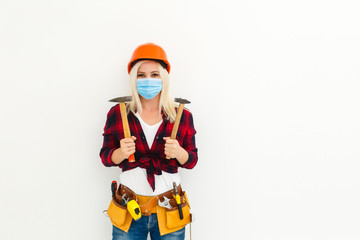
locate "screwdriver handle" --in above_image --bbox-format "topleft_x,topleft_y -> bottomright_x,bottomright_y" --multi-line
111,181 -> 117,198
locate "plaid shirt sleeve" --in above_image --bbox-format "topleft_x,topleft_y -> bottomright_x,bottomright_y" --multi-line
180,110 -> 198,169
99,106 -> 120,167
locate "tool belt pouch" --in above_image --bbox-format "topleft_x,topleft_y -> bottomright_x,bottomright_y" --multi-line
157,191 -> 192,236
107,198 -> 132,232
165,201 -> 191,229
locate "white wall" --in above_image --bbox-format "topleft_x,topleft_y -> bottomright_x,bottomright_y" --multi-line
1,0 -> 360,239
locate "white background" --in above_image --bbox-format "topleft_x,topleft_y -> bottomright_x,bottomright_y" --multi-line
1,0 -> 360,239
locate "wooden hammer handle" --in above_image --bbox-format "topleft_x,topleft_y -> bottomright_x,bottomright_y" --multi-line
166,103 -> 185,159
119,102 -> 135,162
171,103 -> 184,139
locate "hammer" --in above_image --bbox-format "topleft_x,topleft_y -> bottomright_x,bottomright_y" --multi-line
166,98 -> 191,159
109,96 -> 135,162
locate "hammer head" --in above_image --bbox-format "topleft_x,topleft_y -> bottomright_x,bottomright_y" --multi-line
109,96 -> 132,103
174,98 -> 191,104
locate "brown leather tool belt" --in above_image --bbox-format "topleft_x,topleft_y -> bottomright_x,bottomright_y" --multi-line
114,184 -> 187,216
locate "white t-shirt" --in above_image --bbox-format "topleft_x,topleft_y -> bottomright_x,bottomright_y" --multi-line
119,111 -> 181,196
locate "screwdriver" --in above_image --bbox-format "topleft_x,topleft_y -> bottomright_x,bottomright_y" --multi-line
111,181 -> 117,198
173,182 -> 183,220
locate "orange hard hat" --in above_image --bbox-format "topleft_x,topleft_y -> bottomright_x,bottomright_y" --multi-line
128,43 -> 171,74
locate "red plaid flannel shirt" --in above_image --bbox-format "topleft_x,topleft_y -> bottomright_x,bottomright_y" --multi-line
99,104 -> 198,191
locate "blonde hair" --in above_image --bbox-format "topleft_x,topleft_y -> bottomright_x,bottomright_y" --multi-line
127,60 -> 177,123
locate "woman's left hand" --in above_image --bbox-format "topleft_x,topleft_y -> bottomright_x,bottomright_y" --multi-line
163,137 -> 189,165
163,137 -> 181,159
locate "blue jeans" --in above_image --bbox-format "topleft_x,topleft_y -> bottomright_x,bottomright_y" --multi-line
112,213 -> 185,240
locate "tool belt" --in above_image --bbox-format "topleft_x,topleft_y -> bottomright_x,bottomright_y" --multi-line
107,184 -> 192,236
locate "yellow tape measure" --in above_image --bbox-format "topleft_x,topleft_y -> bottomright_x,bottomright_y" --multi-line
127,200 -> 141,220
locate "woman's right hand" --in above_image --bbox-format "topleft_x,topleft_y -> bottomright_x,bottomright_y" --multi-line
111,136 -> 137,164
120,136 -> 137,158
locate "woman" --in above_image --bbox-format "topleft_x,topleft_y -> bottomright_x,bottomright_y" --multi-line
100,42 -> 198,240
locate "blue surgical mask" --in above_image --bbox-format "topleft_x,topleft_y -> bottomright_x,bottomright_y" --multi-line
136,78 -> 162,99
